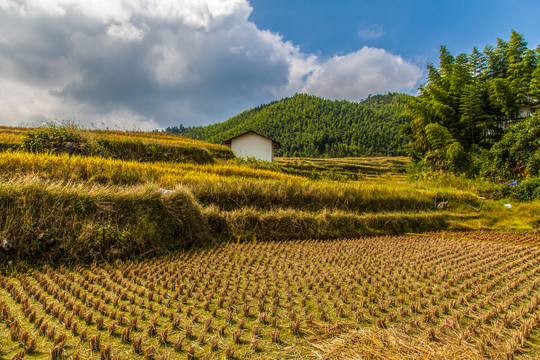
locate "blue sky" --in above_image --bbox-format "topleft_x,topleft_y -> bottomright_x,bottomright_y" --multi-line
250,0 -> 540,66
0,0 -> 539,129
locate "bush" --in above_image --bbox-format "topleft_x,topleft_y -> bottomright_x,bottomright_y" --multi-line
482,114 -> 540,179
22,125 -> 86,155
506,177 -> 540,201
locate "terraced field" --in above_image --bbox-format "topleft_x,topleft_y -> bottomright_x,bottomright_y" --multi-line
2,232 -> 540,359
1,126 -> 539,359
275,156 -> 409,182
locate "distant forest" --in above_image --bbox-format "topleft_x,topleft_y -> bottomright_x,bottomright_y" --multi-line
165,93 -> 413,157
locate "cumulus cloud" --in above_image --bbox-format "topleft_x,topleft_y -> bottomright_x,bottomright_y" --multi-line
303,47 -> 422,101
0,0 -> 422,129
106,23 -> 145,42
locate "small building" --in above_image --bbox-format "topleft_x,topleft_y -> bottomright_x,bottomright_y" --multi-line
223,131 -> 281,162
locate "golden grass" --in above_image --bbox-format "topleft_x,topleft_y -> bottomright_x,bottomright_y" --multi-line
90,129 -> 228,149
0,126 -> 234,163
0,151 -> 479,216
0,127 -> 26,150
0,151 -> 300,184
309,327 -> 485,360
0,126 -> 230,152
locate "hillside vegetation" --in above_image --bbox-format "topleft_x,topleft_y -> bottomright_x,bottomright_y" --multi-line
166,93 -> 413,157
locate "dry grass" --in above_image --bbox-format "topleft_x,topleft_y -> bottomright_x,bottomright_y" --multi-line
0,126 -> 234,163
310,327 -> 484,360
0,177 -> 210,261
0,126 -> 231,155
0,151 -> 298,184
0,151 -> 478,214
276,156 -> 409,182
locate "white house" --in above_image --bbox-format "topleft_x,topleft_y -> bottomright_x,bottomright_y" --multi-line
223,131 -> 281,162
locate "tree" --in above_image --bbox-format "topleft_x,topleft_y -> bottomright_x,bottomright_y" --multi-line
529,47 -> 540,103
403,31 -> 539,174
484,114 -> 540,178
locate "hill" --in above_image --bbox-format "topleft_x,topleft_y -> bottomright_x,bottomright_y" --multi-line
166,93 -> 413,157
0,125 -> 483,263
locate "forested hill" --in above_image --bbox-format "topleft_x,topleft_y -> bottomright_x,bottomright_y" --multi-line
166,93 -> 413,157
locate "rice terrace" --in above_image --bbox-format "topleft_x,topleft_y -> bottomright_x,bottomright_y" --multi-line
1,10 -> 540,360
1,118 -> 540,360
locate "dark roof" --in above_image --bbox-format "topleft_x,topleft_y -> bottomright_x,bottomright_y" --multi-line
223,131 -> 281,149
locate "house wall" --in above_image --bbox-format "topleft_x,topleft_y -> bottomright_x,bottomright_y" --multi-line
518,105 -> 533,119
230,133 -> 274,162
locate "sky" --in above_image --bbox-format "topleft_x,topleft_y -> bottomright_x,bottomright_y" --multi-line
0,0 -> 539,130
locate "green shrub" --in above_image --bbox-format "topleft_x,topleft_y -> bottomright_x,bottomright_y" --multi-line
22,126 -> 86,154
507,177 -> 540,201
446,142 -> 467,173
482,114 -> 540,179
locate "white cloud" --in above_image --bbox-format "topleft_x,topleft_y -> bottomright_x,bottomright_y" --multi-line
303,47 -> 422,101
0,0 -> 422,129
107,23 -> 145,42
358,24 -> 385,40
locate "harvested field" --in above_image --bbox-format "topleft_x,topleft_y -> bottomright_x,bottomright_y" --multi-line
2,232 -> 540,359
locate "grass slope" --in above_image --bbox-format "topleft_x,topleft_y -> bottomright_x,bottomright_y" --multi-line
0,127 -> 537,263
0,126 -> 234,164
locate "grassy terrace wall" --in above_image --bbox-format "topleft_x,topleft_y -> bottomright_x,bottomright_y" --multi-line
0,150 -> 481,262
0,128 -> 484,262
0,126 -> 234,164
205,207 -> 452,241
0,152 -> 477,213
0,179 -> 209,263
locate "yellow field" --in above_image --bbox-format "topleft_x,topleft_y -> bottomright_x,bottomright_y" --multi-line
2,232 -> 540,359
0,127 -> 230,154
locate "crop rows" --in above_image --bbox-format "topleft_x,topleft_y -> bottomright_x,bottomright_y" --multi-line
2,233 -> 540,359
